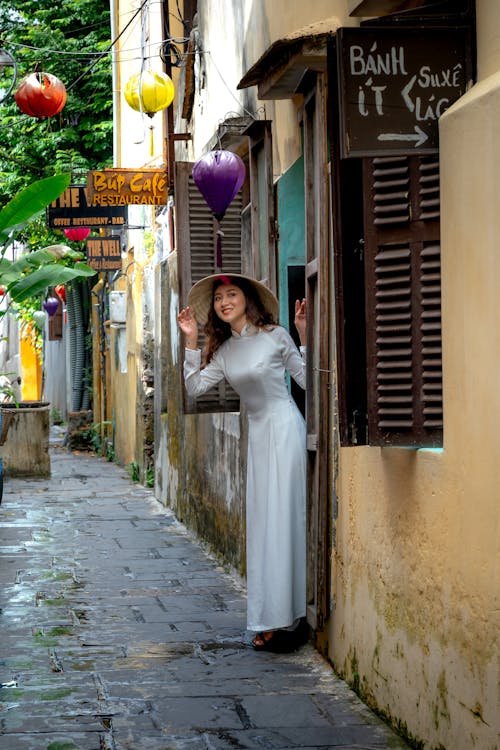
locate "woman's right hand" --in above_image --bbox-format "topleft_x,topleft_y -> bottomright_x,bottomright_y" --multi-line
177,306 -> 199,349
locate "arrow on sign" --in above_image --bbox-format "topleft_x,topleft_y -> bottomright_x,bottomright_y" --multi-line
377,125 -> 428,147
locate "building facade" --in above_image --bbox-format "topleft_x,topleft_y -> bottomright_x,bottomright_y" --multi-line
108,1 -> 498,748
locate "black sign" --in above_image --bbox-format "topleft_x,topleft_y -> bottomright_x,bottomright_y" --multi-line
86,236 -> 122,271
47,185 -> 128,229
337,27 -> 472,158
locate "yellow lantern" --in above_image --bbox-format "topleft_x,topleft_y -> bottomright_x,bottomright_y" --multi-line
124,69 -> 174,117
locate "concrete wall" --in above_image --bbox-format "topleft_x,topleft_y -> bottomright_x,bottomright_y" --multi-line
329,3 -> 500,749
44,333 -> 67,420
110,215 -> 156,473
0,403 -> 50,477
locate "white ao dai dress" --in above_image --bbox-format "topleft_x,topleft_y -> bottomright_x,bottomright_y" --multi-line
183,324 -> 306,632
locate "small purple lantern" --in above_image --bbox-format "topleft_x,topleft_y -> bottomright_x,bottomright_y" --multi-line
192,150 -> 246,269
43,296 -> 60,317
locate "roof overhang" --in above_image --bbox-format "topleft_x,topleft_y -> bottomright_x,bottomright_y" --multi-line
348,0 -> 445,16
237,17 -> 342,100
203,116 -> 255,156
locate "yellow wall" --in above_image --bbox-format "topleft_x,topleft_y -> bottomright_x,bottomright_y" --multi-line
110,0 -> 175,470
20,327 -> 41,401
109,274 -> 136,465
116,0 -> 166,168
330,4 -> 500,748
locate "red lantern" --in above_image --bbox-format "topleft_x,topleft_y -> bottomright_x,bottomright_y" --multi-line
63,227 -> 90,241
0,286 -> 6,297
14,72 -> 66,118
54,284 -> 66,304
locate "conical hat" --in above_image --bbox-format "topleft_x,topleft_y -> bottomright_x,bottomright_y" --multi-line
187,273 -> 278,326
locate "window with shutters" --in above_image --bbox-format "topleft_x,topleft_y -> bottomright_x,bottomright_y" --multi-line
363,155 -> 443,447
334,154 -> 443,448
176,124 -> 276,415
176,160 -> 243,414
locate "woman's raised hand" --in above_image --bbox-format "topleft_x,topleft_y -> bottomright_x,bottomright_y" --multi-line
177,306 -> 199,349
294,298 -> 307,346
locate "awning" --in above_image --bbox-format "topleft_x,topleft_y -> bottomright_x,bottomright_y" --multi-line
237,17 -> 342,100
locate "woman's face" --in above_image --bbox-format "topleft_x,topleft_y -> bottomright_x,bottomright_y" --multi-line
213,283 -> 247,332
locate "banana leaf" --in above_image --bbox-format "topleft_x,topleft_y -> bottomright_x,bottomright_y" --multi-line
0,174 -> 71,247
8,262 -> 96,303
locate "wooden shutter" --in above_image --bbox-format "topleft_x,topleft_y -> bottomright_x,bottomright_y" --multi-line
363,155 -> 443,447
176,161 -> 241,413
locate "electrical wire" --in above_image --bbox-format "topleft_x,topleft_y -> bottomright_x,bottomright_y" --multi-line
65,0 -> 151,92
1,0 -> 258,142
205,50 -> 257,121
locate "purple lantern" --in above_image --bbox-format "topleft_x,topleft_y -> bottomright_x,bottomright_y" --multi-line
192,150 -> 246,269
43,296 -> 60,317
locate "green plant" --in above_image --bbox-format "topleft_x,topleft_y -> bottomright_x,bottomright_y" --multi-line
0,371 -> 20,405
127,461 -> 155,488
13,295 -> 44,360
145,466 -> 155,488
50,406 -> 64,425
128,461 -> 140,483
77,420 -> 116,461
0,175 -> 96,311
0,0 -> 112,203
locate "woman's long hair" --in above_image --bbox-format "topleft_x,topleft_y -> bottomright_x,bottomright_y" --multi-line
203,277 -> 276,364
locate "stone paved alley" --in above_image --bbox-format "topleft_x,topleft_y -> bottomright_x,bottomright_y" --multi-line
0,433 -> 410,750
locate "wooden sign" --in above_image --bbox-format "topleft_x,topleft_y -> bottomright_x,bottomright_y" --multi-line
47,185 -> 127,229
86,236 -> 122,271
337,27 -> 472,157
86,168 -> 168,206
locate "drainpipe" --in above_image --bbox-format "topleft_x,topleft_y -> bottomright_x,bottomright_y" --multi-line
109,0 -> 120,166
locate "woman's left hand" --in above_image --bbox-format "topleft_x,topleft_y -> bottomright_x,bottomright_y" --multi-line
294,298 -> 307,345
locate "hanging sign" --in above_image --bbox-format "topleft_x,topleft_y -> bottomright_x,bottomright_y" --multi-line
337,27 -> 472,158
47,185 -> 127,229
86,168 -> 168,206
86,236 -> 122,271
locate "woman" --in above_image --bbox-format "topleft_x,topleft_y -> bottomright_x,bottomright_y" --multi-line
177,273 -> 307,651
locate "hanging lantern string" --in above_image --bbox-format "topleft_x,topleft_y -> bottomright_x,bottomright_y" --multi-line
215,225 -> 224,270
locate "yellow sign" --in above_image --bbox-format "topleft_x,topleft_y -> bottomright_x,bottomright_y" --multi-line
86,169 -> 168,206
86,236 -> 122,270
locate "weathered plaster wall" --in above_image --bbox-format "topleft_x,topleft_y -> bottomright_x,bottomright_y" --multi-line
330,6 -> 500,748
332,445 -> 498,748
1,404 -> 51,477
189,0 -> 351,175
111,224 -> 156,472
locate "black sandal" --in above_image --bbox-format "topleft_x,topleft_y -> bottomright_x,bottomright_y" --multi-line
251,631 -> 276,650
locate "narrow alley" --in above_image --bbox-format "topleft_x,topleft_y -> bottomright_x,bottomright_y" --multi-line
0,434 -> 409,750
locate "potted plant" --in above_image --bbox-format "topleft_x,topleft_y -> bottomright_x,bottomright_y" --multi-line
0,174 -> 96,477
